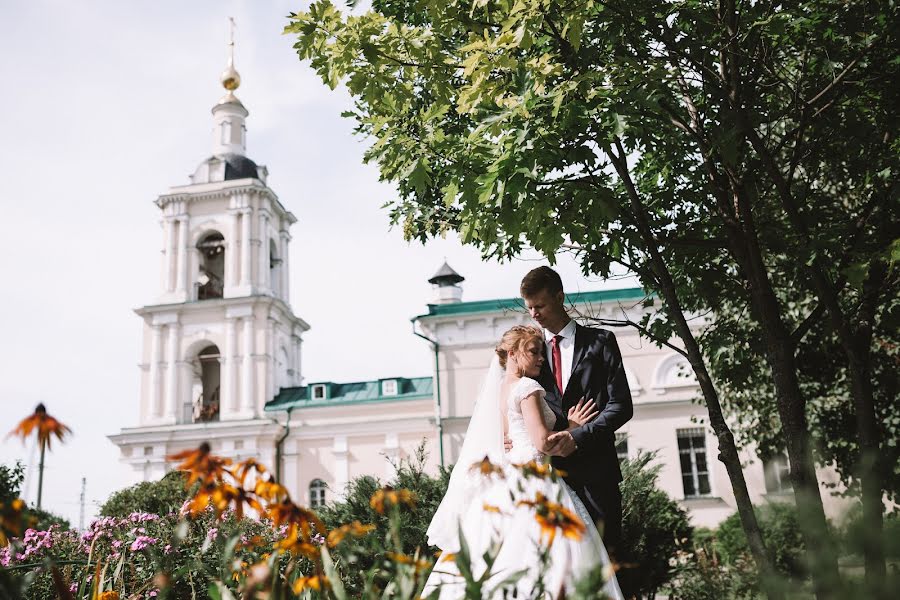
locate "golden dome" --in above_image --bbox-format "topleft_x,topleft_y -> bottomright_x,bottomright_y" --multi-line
220,61 -> 241,91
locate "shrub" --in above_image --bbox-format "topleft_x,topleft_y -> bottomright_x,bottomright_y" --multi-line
716,501 -> 806,577
99,470 -> 192,518
316,443 -> 450,595
615,451 -> 694,599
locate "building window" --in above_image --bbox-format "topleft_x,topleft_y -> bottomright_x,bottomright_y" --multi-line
381,379 -> 398,396
615,432 -> 629,462
311,384 -> 327,400
677,428 -> 711,498
309,479 -> 327,508
764,451 -> 792,494
196,232 -> 225,300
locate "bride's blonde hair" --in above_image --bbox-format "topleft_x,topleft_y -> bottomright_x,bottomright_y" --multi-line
495,325 -> 543,368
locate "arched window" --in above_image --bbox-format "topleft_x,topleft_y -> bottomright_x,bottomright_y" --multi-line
192,345 -> 220,422
197,232 -> 225,300
653,353 -> 698,390
309,479 -> 327,508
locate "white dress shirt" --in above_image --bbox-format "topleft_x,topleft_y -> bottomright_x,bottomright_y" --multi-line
545,319 -> 577,393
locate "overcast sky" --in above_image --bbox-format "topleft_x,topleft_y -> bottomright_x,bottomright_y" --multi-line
0,1 -> 635,526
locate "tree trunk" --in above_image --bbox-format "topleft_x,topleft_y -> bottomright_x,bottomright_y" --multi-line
605,139 -> 785,600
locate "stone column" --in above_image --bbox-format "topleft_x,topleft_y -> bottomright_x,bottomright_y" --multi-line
163,219 -> 176,293
227,211 -> 240,291
333,436 -> 350,501
165,322 -> 181,421
241,316 -> 255,416
159,219 -> 169,294
259,212 -> 270,291
149,325 -> 163,419
222,318 -> 238,415
175,217 -> 189,296
240,209 -> 252,288
266,318 -> 276,400
292,335 -> 302,385
280,230 -> 291,303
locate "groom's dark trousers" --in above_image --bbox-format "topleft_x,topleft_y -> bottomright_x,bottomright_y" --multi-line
539,323 -> 633,557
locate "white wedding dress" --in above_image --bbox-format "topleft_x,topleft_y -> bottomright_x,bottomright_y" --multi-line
422,373 -> 624,599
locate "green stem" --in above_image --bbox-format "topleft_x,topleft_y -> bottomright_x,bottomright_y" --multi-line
37,442 -> 46,509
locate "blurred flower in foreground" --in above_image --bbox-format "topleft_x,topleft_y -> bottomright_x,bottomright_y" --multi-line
327,520 -> 376,548
386,551 -> 431,572
292,574 -> 329,593
167,442 -> 231,486
470,456 -> 505,478
8,403 -> 71,508
0,498 -> 26,546
369,487 -> 417,514
8,403 -> 71,450
518,492 -> 586,546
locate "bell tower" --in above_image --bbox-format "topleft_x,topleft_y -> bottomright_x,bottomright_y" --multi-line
111,21 -> 309,479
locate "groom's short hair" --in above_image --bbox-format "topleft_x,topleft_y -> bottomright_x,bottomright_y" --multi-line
520,266 -> 563,297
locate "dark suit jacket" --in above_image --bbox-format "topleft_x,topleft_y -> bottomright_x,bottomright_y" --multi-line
539,323 -> 633,486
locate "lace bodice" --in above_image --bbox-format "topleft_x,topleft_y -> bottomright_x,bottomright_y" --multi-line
506,377 -> 556,463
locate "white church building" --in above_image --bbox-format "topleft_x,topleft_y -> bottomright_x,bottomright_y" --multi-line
110,44 -> 848,530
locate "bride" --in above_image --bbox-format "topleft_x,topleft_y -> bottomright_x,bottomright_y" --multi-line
422,325 -> 624,599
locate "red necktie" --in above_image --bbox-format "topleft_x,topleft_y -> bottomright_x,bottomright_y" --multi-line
551,335 -> 563,393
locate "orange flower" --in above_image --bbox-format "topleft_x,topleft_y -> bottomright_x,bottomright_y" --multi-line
513,460 -> 566,481
8,404 -> 71,450
254,478 -> 289,503
469,456 -> 505,478
517,492 -> 586,546
482,503 -> 505,514
167,443 -> 232,486
326,520 -> 376,548
231,458 -> 267,487
275,523 -> 320,558
97,592 -> 120,600
386,551 -> 431,572
267,500 -> 325,538
369,487 -> 417,514
0,498 -> 26,546
292,574 -> 329,593
439,551 -> 457,563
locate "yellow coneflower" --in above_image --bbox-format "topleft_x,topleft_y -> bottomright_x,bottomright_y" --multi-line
254,478 -> 289,503
513,459 -> 566,481
292,574 -> 329,593
166,442 -> 232,486
0,498 -> 26,545
275,523 -> 320,558
517,492 -> 586,546
326,520 -> 376,548
369,487 -> 417,514
386,551 -> 431,572
469,456 -> 505,478
267,500 -> 325,538
8,404 -> 71,508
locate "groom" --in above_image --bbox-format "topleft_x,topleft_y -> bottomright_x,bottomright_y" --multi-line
518,266 -> 633,556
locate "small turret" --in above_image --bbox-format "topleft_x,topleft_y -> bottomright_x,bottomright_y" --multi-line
428,261 -> 464,304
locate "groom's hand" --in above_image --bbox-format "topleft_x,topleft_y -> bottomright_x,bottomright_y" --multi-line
546,431 -> 577,457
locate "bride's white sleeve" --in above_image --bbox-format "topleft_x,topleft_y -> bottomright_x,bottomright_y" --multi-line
512,378 -> 546,410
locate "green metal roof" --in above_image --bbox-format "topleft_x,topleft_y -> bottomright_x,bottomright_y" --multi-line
415,287 -> 648,319
265,376 -> 433,412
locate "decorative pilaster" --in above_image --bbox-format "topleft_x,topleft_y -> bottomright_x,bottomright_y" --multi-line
148,325 -> 163,420
227,210 -> 240,291
165,322 -> 181,421
333,436 -> 350,501
280,230 -> 291,303
240,209 -> 252,288
241,316 -> 255,416
175,217 -> 189,296
163,219 -> 176,293
222,317 -> 238,415
259,211 -> 270,291
159,220 -> 169,294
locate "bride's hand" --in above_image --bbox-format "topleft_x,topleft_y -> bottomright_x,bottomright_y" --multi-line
567,397 -> 599,428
